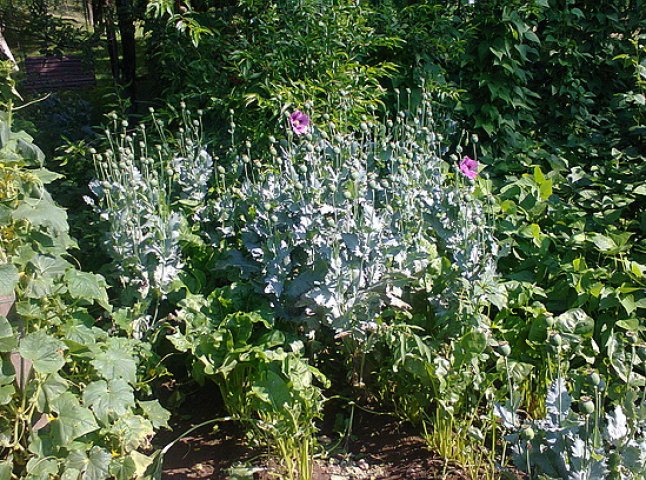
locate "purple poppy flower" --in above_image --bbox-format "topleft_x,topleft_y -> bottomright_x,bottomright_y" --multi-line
290,110 -> 310,136
459,156 -> 479,180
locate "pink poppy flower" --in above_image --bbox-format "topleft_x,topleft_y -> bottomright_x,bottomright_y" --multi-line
459,156 -> 478,180
290,110 -> 310,136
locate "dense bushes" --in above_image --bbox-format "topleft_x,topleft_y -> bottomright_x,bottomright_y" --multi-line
3,0 -> 645,478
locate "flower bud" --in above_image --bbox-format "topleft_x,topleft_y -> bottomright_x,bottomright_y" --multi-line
498,342 -> 511,357
580,397 -> 595,415
590,372 -> 601,387
521,426 -> 535,441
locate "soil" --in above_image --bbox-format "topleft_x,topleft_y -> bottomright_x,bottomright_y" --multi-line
155,386 -> 508,480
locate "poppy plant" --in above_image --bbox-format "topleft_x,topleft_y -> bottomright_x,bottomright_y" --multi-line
459,156 -> 478,180
290,110 -> 310,136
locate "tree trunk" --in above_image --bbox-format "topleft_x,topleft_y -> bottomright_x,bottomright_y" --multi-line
84,0 -> 95,28
103,2 -> 120,81
115,0 -> 137,105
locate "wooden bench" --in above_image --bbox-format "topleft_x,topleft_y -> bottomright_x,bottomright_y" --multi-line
22,55 -> 96,91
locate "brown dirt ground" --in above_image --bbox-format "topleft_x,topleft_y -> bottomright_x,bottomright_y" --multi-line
155,388 -> 514,480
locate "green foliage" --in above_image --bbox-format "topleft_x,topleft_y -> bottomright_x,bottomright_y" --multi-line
145,0 -> 399,143
498,380 -> 646,479
168,284 -> 327,479
0,111 -> 169,479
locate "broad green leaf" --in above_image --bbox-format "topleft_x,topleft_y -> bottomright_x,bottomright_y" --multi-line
496,357 -> 533,384
25,457 -> 59,480
50,392 -> 99,444
12,193 -> 68,235
63,320 -> 98,350
31,168 -> 63,184
0,315 -> 16,351
0,384 -> 14,405
91,347 -> 137,384
0,460 -> 12,480
0,264 -> 19,297
66,447 -> 111,480
19,331 -> 66,374
524,30 -> 540,44
588,233 -> 617,253
110,414 -> 154,451
138,400 -> 171,429
60,468 -> 82,480
455,330 -> 487,367
16,138 -> 45,165
546,378 -> 571,423
620,295 -> 636,315
555,308 -> 594,336
83,379 -> 135,425
606,405 -> 628,443
37,373 -> 69,411
64,270 -> 110,311
24,255 -> 72,298
140,450 -> 163,480
539,178 -> 552,200
251,369 -> 291,410
108,456 -> 137,480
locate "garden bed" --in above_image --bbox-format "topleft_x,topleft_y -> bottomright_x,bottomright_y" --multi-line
158,390 -> 477,480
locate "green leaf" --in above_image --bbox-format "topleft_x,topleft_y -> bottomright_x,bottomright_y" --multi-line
0,264 -> 19,297
620,295 -> 637,315
108,456 -> 137,480
91,346 -> 137,384
138,400 -> 171,429
497,358 -> 533,384
31,168 -> 63,184
0,460 -> 13,480
25,457 -> 59,480
50,392 -> 100,444
61,468 -> 82,480
140,450 -> 163,480
110,414 -> 154,451
25,255 -> 72,298
455,330 -> 487,367
37,373 -> 68,411
251,369 -> 291,410
64,270 -> 110,311
84,379 -> 135,425
12,193 -> 68,235
588,233 -> 617,253
16,138 -> 45,165
82,447 -> 112,480
555,308 -> 594,336
524,30 -> 540,44
66,447 -> 111,480
19,330 -> 66,374
0,315 -> 17,351
0,384 -> 14,405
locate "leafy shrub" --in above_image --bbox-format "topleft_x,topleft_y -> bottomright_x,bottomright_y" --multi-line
145,0 -> 399,143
